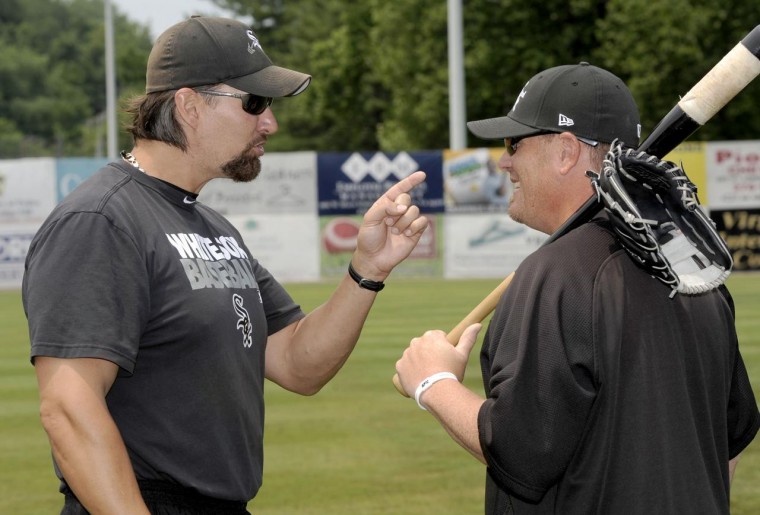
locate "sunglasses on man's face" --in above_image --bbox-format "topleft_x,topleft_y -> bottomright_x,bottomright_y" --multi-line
504,134 -> 539,156
197,90 -> 274,116
505,131 -> 599,156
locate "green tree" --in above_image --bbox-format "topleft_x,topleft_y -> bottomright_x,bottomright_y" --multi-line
5,0 -> 759,156
214,0 -> 384,151
216,0 -> 760,151
459,0 -> 607,148
0,0 -> 152,158
369,0 -> 449,151
598,0 -> 760,141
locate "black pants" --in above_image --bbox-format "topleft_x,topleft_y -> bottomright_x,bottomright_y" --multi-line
61,480 -> 250,515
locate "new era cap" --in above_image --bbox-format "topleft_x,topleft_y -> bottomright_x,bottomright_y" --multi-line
146,16 -> 311,97
467,63 -> 641,147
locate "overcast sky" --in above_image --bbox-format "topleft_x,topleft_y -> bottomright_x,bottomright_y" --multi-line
109,0 -> 248,40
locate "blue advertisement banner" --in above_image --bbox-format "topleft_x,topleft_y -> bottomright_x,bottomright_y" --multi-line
56,158 -> 109,202
0,225 -> 38,289
317,151 -> 445,215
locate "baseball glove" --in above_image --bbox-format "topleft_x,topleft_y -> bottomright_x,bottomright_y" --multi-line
587,141 -> 732,297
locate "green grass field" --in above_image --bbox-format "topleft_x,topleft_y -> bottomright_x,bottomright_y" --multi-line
1,275 -> 758,514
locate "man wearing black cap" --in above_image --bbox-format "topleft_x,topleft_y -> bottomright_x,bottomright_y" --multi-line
24,17 -> 429,514
396,63 -> 759,514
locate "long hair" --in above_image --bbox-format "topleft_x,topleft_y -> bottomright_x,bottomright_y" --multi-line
124,90 -> 188,150
124,88 -> 220,150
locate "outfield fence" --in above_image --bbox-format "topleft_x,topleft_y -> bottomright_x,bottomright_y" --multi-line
1,141 -> 759,289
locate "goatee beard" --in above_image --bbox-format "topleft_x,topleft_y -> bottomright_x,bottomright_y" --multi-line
221,142 -> 261,182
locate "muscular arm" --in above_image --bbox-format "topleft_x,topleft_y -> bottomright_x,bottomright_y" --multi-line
265,171 -> 429,395
35,357 -> 149,514
264,273 -> 381,395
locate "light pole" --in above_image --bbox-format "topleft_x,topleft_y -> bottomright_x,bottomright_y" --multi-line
448,0 -> 466,150
104,0 -> 118,160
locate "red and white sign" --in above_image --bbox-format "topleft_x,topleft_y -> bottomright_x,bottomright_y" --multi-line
707,141 -> 760,209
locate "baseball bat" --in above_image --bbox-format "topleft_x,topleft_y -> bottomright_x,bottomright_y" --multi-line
639,24 -> 760,157
393,24 -> 760,397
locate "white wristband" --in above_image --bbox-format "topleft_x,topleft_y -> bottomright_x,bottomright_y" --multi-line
414,372 -> 458,410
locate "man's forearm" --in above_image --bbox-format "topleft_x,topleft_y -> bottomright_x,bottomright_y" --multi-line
266,171 -> 428,394
36,357 -> 150,514
420,379 -> 487,464
266,273 -> 379,394
43,398 -> 149,514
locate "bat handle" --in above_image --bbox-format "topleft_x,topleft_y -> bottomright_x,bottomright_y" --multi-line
392,272 -> 515,397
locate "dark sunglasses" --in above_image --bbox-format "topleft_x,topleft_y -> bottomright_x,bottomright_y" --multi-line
505,131 -> 599,156
197,90 -> 274,116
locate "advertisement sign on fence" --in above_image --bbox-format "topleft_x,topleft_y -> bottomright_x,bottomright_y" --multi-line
707,141 -> 760,209
0,158 -> 57,225
0,225 -> 37,289
444,214 -> 545,279
199,152 -> 318,215
228,213 -> 320,282
712,208 -> 760,271
317,151 -> 445,215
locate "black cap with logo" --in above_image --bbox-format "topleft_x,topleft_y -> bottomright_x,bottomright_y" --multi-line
467,62 -> 641,147
146,16 -> 311,97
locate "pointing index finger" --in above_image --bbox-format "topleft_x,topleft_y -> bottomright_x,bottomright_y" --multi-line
383,171 -> 426,202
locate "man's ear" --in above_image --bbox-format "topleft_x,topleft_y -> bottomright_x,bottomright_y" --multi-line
174,88 -> 201,129
557,132 -> 582,175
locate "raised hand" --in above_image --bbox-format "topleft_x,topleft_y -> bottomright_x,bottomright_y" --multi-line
351,171 -> 429,280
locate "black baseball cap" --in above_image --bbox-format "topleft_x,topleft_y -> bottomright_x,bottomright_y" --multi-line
146,16 -> 311,97
467,62 -> 641,147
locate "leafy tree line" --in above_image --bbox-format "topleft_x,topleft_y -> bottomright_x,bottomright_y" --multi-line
217,0 -> 760,152
0,0 -> 151,158
2,0 -> 759,157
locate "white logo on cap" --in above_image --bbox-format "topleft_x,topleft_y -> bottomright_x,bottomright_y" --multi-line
246,30 -> 263,55
513,82 -> 529,110
558,114 -> 574,127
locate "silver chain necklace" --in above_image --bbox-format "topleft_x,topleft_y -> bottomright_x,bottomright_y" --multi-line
121,151 -> 146,174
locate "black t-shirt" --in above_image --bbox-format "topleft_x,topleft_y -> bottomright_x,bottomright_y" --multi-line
23,162 -> 305,501
478,217 -> 760,514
